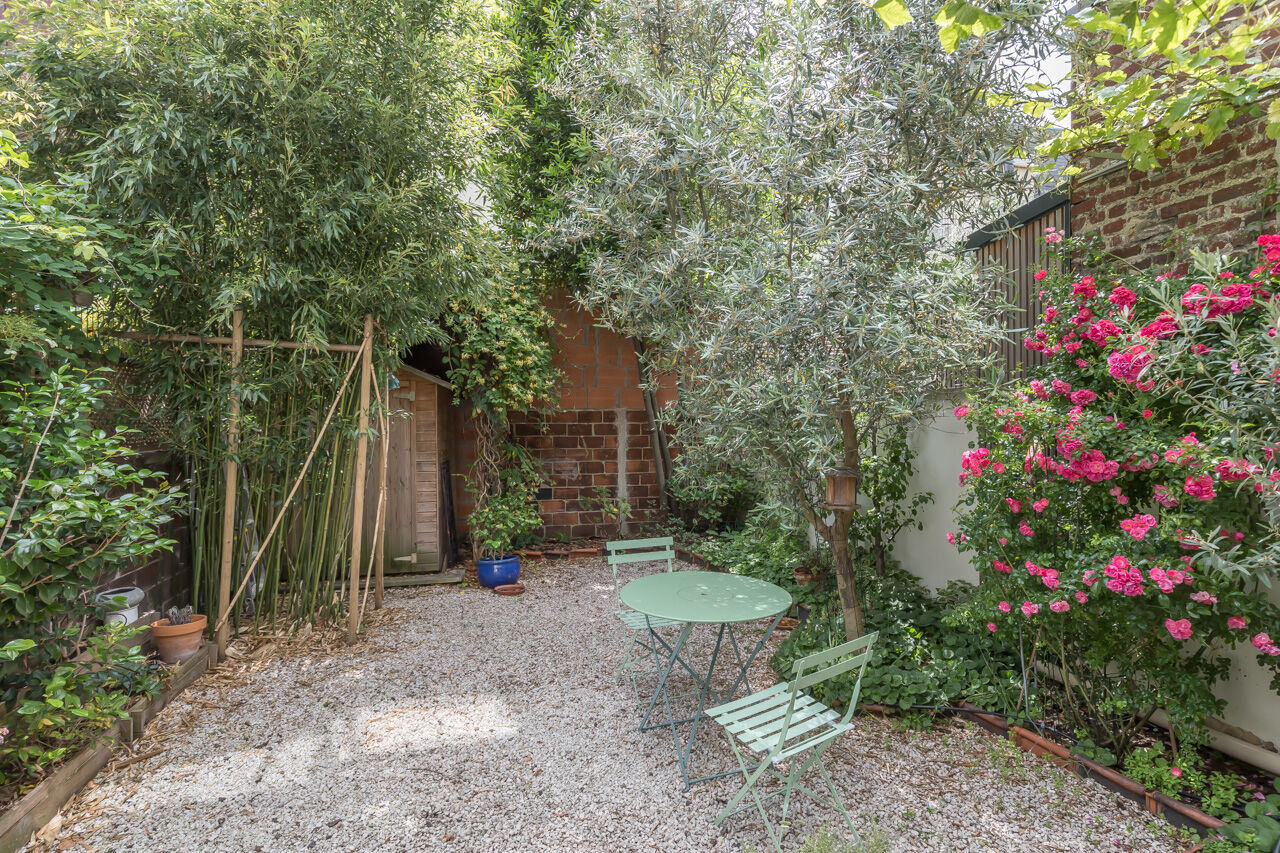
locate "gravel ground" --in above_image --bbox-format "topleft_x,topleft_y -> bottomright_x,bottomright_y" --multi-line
30,559 -> 1187,853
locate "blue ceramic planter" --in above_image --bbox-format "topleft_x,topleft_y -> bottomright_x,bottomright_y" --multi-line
477,554 -> 521,588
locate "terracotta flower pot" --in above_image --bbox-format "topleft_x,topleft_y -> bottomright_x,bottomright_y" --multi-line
776,617 -> 800,632
150,614 -> 207,664
793,568 -> 817,586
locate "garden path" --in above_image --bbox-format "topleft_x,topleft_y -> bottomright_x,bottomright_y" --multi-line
29,559 -> 1183,853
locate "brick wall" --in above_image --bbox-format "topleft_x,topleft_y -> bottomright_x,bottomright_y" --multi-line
452,288 -> 675,542
94,449 -> 193,619
1069,23 -> 1280,268
1070,117 -> 1280,267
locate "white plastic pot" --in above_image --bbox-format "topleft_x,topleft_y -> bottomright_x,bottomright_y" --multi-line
96,586 -> 145,627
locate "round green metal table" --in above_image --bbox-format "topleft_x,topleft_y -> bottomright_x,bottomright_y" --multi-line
620,571 -> 792,788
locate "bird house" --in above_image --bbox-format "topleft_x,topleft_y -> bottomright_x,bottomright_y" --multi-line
824,468 -> 858,509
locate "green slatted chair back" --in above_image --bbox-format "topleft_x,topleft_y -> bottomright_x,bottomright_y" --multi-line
780,630 -> 878,744
604,536 -> 675,601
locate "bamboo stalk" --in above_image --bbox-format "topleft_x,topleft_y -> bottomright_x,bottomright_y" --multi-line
215,309 -> 244,659
213,339 -> 366,635
347,316 -> 374,643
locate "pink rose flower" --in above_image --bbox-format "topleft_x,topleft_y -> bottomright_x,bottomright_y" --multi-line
1006,498 -> 1023,513
1021,601 -> 1040,617
1108,286 -> 1137,308
999,601 -> 1012,613
1019,520 -> 1034,537
954,404 -> 969,419
1074,591 -> 1089,604
1171,767 -> 1183,779
1165,619 -> 1193,640
1189,591 -> 1217,605
1119,513 -> 1157,540
1032,498 -> 1049,513
987,622 -> 998,632
1184,475 -> 1217,501
1049,600 -> 1070,613
1227,616 -> 1247,629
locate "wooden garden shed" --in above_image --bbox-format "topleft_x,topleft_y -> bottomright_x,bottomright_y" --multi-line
365,364 -> 456,574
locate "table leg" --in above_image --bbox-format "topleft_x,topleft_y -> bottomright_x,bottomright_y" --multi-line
675,623 -> 726,789
721,613 -> 785,701
638,618 -> 694,737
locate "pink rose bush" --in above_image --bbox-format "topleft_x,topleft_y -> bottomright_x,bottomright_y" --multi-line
953,235 -> 1280,754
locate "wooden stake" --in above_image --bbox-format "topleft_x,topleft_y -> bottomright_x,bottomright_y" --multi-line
347,315 -> 374,643
215,309 -> 244,660
374,391 -> 388,610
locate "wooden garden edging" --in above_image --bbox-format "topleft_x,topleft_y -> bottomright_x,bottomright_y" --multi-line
0,644 -> 215,853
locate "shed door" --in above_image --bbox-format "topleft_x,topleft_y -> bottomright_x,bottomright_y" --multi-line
382,383 -> 418,571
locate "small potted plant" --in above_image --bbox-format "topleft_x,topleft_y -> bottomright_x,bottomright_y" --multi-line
150,605 -> 207,664
793,565 -> 817,586
470,456 -> 544,589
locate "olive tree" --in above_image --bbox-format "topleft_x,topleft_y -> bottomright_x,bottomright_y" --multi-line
556,0 -> 1046,637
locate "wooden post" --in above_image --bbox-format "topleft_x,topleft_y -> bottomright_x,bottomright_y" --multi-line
215,309 -> 244,660
374,399 -> 388,610
347,315 -> 374,643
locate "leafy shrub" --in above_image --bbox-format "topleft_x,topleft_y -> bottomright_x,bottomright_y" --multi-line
466,442 -> 545,559
0,624 -> 159,785
0,369 -> 175,785
953,235 -> 1280,757
772,569 -> 1023,715
669,454 -> 760,533
693,519 -> 820,605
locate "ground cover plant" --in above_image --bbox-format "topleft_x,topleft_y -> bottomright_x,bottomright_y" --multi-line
952,233 -> 1280,765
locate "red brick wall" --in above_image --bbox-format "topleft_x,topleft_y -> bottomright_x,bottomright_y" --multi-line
452,288 -> 675,542
1069,23 -> 1280,268
1070,116 -> 1280,267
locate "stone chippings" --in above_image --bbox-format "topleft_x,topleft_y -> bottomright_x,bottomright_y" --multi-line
33,559 -> 1182,852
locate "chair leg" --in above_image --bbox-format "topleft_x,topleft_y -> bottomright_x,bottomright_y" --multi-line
716,740 -> 785,853
816,759 -> 860,842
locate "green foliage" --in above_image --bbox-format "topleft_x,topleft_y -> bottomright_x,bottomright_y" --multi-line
692,518 -> 826,610
556,0 -> 1044,636
466,442 -> 544,559
445,282 -> 561,422
772,571 -> 1024,714
9,0 -> 485,349
0,369 -> 181,643
668,453 -> 761,533
0,126 -> 156,375
0,622 -> 160,786
7,0 -> 493,627
1218,778 -> 1280,852
953,236 -> 1280,757
850,427 -> 933,578
1124,744 -> 1204,799
486,0 -> 591,285
579,485 -> 631,528
1044,0 -> 1280,170
0,370 -> 172,786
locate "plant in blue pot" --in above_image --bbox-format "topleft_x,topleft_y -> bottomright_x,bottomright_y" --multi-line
469,449 -> 544,589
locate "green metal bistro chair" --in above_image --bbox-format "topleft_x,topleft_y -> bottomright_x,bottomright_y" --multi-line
605,537 -> 683,700
706,631 -> 879,853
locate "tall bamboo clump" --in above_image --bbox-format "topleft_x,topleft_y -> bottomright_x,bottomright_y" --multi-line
134,338 -> 371,631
